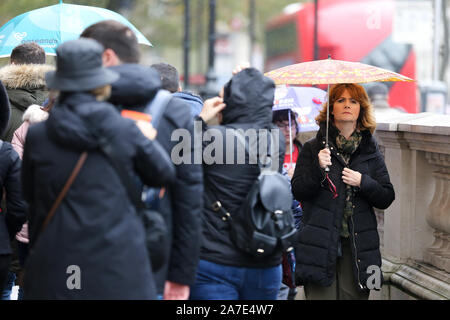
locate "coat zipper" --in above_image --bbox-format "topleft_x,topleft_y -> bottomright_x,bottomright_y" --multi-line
346,160 -> 364,290
351,214 -> 364,290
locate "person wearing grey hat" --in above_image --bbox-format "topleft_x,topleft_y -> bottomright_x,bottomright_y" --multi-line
21,38 -> 176,299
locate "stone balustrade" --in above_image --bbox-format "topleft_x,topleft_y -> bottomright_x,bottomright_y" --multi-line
373,112 -> 450,300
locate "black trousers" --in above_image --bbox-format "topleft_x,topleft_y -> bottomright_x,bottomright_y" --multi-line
0,254 -> 12,290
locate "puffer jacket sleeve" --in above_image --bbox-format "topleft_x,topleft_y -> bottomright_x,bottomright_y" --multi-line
359,152 -> 395,210
4,145 -> 27,237
291,140 -> 325,202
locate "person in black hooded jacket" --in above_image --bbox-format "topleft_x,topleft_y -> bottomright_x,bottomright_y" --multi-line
189,68 -> 286,300
0,80 -> 27,294
80,20 -> 203,300
21,38 -> 176,299
291,83 -> 395,300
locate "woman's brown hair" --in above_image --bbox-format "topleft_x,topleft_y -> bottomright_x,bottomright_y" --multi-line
315,83 -> 377,134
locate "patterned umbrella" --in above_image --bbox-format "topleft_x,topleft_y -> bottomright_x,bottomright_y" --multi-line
0,0 -> 151,57
265,57 -> 414,85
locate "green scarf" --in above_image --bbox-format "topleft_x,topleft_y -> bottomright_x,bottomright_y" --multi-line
336,130 -> 362,238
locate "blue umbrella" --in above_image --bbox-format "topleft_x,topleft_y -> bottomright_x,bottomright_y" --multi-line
0,0 -> 151,57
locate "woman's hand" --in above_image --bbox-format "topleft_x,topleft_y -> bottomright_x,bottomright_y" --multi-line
318,148 -> 331,169
199,97 -> 226,124
342,168 -> 362,187
136,120 -> 157,140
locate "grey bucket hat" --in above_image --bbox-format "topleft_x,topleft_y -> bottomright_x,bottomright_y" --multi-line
46,38 -> 119,92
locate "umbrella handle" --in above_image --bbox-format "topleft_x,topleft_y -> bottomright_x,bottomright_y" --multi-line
324,142 -> 330,172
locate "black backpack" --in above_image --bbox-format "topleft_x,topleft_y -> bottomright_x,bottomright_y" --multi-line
207,131 -> 297,258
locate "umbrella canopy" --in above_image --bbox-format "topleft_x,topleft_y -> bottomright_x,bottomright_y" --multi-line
265,58 -> 414,85
273,86 -> 326,133
0,0 -> 151,57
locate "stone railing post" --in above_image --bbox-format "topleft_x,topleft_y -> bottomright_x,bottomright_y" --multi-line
423,152 -> 450,273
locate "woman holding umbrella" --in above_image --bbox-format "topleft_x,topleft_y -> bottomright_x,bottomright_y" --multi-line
291,83 -> 395,300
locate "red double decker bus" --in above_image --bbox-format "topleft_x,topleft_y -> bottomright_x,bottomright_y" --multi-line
265,0 -> 418,113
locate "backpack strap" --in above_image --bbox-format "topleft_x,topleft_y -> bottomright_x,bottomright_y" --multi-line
204,187 -> 232,222
144,90 -> 172,129
141,89 -> 172,208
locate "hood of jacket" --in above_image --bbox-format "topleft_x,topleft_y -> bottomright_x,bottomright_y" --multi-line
108,64 -> 161,110
173,91 -> 203,117
0,81 -> 10,136
221,68 -> 275,127
46,92 -> 119,150
0,64 -> 54,89
173,91 -> 203,105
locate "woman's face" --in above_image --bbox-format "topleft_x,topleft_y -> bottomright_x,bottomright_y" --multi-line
332,89 -> 361,124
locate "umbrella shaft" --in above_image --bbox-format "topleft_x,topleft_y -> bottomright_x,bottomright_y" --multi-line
289,111 -> 293,166
326,83 -> 330,147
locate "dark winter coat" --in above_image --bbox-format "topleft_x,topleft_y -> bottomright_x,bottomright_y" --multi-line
199,68 -> 285,268
0,80 -> 27,255
109,64 -> 203,293
0,64 -> 53,142
291,123 -> 394,290
22,93 -> 176,299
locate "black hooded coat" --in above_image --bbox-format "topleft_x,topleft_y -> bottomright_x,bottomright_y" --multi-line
21,93 -> 176,299
108,64 -> 203,293
198,68 -> 285,268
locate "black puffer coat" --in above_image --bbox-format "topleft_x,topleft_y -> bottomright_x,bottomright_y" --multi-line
22,93 -> 176,299
199,68 -> 285,268
109,64 -> 203,293
291,123 -> 394,290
